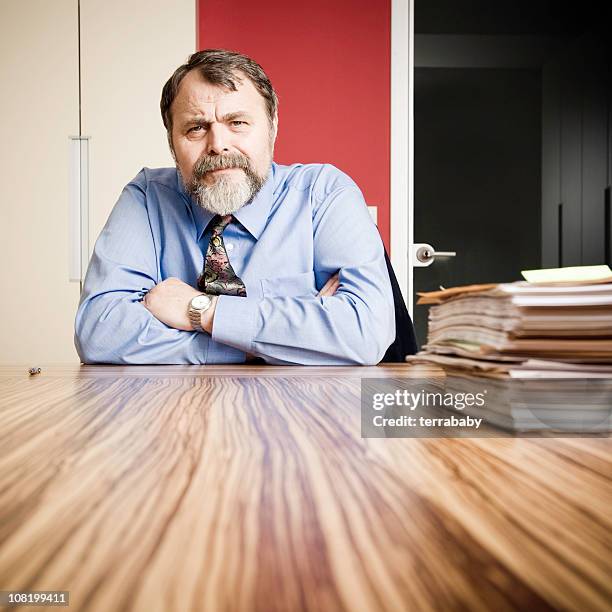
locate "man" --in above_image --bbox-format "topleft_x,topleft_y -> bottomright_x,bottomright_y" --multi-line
75,49 -> 395,365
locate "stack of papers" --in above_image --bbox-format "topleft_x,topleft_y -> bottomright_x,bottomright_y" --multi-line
407,266 -> 612,432
413,266 -> 612,374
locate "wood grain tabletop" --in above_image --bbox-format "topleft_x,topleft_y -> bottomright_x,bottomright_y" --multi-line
0,365 -> 611,612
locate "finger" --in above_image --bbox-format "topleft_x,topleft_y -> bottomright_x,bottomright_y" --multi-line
317,275 -> 336,297
325,281 -> 340,297
319,282 -> 340,298
320,278 -> 338,296
321,273 -> 340,297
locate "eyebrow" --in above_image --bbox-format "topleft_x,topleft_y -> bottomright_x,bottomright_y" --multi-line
183,111 -> 253,125
221,111 -> 253,122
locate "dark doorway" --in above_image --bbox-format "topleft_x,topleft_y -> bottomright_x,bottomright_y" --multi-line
413,67 -> 542,345
411,0 -> 612,348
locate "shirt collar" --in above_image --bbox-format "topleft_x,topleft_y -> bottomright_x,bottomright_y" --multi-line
179,163 -> 277,242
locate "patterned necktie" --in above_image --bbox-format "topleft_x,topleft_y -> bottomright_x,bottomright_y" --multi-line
197,214 -> 247,297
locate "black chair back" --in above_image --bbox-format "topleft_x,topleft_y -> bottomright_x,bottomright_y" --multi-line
381,249 -> 418,362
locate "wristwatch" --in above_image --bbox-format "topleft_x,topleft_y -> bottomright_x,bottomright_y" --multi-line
188,294 -> 212,332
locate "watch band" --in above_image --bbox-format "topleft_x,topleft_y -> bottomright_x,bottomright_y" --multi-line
188,294 -> 212,332
188,308 -> 205,332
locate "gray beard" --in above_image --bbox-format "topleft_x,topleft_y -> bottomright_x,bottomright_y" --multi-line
185,154 -> 270,216
176,144 -> 274,216
190,171 -> 259,216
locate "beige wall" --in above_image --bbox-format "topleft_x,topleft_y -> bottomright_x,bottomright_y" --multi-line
0,0 -> 194,365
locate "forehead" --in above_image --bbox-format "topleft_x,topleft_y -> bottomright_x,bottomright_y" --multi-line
171,69 -> 267,120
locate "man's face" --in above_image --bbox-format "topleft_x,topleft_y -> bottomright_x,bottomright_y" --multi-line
169,69 -> 277,215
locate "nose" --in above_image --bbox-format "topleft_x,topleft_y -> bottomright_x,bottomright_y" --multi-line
206,123 -> 230,155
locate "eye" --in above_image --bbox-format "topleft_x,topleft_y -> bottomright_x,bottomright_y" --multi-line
230,121 -> 247,126
188,125 -> 205,133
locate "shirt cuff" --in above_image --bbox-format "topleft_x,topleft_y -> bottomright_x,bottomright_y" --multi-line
211,295 -> 260,354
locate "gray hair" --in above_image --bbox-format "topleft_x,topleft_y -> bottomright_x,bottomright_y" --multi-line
160,48 -> 278,135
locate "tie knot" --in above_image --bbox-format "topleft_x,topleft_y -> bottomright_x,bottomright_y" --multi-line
211,214 -> 233,237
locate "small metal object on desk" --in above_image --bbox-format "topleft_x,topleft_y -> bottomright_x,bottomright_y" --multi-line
28,367 -> 41,376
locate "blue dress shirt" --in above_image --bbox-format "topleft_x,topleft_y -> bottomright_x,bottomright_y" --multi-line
74,163 -> 395,365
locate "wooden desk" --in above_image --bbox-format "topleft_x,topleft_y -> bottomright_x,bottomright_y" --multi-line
1,365 -> 611,611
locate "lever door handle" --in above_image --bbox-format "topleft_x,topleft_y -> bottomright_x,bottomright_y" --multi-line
412,243 -> 456,267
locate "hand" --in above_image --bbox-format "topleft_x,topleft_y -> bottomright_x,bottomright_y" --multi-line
318,273 -> 340,297
143,277 -> 205,332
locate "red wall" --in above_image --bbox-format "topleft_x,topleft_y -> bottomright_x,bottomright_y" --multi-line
197,0 -> 391,251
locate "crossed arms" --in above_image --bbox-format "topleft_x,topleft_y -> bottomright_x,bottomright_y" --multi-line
74,176 -> 395,365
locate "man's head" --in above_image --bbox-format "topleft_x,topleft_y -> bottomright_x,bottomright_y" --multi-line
161,49 -> 278,215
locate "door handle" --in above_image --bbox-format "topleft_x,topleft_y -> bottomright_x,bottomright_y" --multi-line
69,136 -> 90,285
412,243 -> 456,267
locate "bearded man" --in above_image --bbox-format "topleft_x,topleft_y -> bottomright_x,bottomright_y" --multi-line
74,49 -> 398,365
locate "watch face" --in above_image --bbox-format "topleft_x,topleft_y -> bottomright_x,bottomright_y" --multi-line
192,295 -> 211,310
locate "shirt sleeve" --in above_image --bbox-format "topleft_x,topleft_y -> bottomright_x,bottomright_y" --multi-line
212,179 -> 396,365
74,172 -> 213,364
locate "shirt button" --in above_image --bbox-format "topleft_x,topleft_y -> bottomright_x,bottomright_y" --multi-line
226,243 -> 234,251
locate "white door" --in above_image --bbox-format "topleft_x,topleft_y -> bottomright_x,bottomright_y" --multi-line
0,0 -> 81,364
0,0 -> 195,364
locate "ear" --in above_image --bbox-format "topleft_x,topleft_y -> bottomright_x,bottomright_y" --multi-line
271,113 -> 279,142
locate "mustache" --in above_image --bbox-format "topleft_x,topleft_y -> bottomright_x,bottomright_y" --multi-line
192,153 -> 252,179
